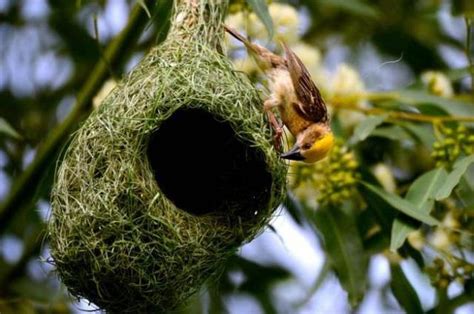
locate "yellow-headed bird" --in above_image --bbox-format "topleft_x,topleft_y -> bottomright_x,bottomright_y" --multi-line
225,25 -> 333,163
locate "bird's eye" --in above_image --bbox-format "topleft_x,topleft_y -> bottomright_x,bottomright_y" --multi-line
303,143 -> 311,150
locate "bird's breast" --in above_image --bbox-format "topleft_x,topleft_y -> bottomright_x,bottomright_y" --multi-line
279,104 -> 310,136
268,68 -> 310,136
268,68 -> 295,102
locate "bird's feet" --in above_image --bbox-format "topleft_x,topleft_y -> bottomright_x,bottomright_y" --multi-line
272,126 -> 283,151
265,110 -> 283,151
264,98 -> 284,151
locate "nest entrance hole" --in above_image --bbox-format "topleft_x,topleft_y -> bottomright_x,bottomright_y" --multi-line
147,108 -> 272,216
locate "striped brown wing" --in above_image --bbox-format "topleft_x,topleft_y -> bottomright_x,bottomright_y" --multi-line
282,43 -> 328,123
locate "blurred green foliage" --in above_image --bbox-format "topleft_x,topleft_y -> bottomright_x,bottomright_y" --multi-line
1,0 -> 474,313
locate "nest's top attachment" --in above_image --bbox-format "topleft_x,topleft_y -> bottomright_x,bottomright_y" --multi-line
48,0 -> 287,312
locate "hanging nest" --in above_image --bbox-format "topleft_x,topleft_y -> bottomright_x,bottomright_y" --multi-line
48,0 -> 286,312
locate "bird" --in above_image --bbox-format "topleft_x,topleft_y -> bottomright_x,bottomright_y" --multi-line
224,25 -> 334,163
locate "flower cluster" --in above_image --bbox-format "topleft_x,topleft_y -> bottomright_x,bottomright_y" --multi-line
430,209 -> 461,250
314,143 -> 359,206
410,204 -> 473,288
426,257 -> 474,288
289,141 -> 359,207
432,123 -> 474,168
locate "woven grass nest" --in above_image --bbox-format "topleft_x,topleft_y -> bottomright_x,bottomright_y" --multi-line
48,0 -> 286,312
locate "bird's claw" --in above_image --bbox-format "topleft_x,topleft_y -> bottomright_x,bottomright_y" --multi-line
264,109 -> 284,152
273,127 -> 283,151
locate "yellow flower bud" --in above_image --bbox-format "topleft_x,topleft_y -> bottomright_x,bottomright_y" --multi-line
442,212 -> 460,229
444,138 -> 455,146
372,163 -> 396,193
346,160 -> 358,170
430,228 -> 451,250
438,279 -> 450,289
407,230 -> 425,250
421,71 -> 453,98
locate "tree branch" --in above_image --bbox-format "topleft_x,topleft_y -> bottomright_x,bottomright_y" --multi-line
330,93 -> 474,123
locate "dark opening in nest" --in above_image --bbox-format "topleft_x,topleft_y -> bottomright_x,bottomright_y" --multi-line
147,108 -> 272,216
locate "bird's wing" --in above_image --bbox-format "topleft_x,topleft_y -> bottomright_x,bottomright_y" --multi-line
282,42 -> 328,123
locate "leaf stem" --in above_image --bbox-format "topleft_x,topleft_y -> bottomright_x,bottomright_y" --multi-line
427,290 -> 473,314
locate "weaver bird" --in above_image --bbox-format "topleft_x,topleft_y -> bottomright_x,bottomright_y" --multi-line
225,25 -> 333,163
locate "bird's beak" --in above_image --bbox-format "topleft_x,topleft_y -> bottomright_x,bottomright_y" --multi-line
281,145 -> 304,161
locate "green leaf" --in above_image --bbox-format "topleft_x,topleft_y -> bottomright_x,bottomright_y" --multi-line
149,0 -> 173,43
400,122 -> 435,147
446,66 -> 471,81
350,114 -> 387,144
370,125 -> 411,141
318,0 -> 379,19
395,90 -> 474,116
457,176 -> 474,210
313,207 -> 368,307
362,182 -> 439,226
436,155 -> 474,200
391,219 -> 420,253
416,104 -> 451,117
234,256 -> 290,314
390,264 -> 424,314
358,169 -> 396,233
246,0 -> 274,40
284,192 -> 305,225
405,168 -> 448,205
390,168 -> 448,251
0,117 -> 22,140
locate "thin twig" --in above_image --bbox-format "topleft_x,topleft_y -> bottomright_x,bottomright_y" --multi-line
465,17 -> 474,98
427,292 -> 474,314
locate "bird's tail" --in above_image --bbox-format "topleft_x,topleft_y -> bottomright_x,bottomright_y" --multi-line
224,25 -> 257,53
224,25 -> 247,43
224,24 -> 282,71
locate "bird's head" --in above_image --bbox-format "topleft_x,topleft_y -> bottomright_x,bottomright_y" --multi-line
281,124 -> 334,163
